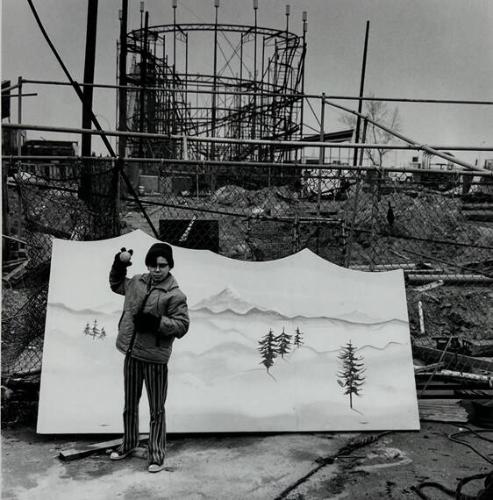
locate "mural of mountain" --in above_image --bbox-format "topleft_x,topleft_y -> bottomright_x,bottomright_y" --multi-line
38,230 -> 419,434
191,287 -> 267,315
191,287 -> 407,326
49,302 -> 122,317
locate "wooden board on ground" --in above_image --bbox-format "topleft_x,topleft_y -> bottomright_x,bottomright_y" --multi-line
418,399 -> 468,423
59,434 -> 149,461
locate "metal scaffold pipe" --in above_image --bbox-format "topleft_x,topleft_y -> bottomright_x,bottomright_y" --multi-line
6,154 -> 492,177
4,123 -> 492,156
21,78 -> 493,106
353,20 -> 369,167
322,98 -> 488,172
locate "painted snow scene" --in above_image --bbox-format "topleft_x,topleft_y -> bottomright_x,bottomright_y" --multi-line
38,229 -> 419,434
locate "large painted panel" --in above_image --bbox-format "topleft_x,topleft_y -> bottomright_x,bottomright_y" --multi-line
37,230 -> 419,433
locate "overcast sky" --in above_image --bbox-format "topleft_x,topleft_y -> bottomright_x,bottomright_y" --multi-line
2,0 -> 492,164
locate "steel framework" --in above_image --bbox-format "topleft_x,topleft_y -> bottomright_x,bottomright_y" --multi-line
121,16 -> 306,167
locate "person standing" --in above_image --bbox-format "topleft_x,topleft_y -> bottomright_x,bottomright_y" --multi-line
109,242 -> 189,473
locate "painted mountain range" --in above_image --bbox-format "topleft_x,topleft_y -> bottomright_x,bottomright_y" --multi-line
38,232 -> 418,434
190,286 -> 407,326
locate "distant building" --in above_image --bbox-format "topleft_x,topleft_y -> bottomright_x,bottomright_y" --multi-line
21,139 -> 78,157
2,127 -> 26,156
301,129 -> 354,198
411,152 -> 460,191
20,139 -> 78,181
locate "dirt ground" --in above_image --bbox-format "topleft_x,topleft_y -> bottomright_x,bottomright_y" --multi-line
2,422 -> 492,499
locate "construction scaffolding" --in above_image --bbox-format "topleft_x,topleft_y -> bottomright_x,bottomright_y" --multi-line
121,5 -> 306,189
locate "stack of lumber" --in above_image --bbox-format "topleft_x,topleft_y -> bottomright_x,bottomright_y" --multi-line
418,399 -> 468,423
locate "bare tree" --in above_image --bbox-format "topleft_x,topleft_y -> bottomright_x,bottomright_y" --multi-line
340,95 -> 402,167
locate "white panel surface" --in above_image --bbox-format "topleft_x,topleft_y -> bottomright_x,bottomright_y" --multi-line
37,229 -> 419,433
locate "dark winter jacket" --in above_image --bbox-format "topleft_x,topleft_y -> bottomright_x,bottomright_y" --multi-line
109,265 -> 189,364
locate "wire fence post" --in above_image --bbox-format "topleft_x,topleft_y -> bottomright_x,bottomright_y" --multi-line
344,118 -> 368,267
17,76 -> 23,157
368,170 -> 380,271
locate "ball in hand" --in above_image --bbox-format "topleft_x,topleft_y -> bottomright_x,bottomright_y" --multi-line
119,251 -> 132,263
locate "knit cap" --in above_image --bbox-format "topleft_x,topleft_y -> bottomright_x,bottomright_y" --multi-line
145,242 -> 174,269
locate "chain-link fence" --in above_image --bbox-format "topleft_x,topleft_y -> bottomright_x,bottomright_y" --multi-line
132,160 -> 493,374
2,158 -> 493,382
2,158 -> 120,379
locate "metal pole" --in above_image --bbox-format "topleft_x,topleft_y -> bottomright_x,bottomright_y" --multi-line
185,33 -> 189,128
299,11 -> 307,161
118,0 -> 130,190
260,35 -> 266,157
5,151 -> 493,178
317,93 -> 325,218
17,76 -> 23,157
6,123 -> 492,156
81,0 -> 98,159
209,0 -> 219,194
282,4 -> 290,163
353,20 -> 369,167
323,97 -> 484,172
173,0 -> 177,128
344,118 -> 368,267
211,0 -> 219,160
173,1 -> 177,72
239,32 -> 244,84
252,0 -> 258,148
139,11 -> 149,159
271,41 -> 279,162
238,33 -> 244,155
21,78 -> 493,106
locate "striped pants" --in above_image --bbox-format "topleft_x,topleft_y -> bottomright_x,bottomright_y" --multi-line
120,354 -> 168,465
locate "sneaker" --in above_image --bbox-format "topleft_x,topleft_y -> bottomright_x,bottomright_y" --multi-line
110,449 -> 134,460
148,463 -> 166,473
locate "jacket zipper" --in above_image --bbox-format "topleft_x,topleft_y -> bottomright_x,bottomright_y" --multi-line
127,283 -> 152,355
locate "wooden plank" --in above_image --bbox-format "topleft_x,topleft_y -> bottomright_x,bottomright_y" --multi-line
414,362 -> 445,374
418,399 -> 468,423
413,345 -> 493,373
2,259 -> 29,282
407,273 -> 493,284
439,369 -> 493,384
463,211 -> 493,222
413,280 -> 444,293
416,381 -> 489,391
418,390 -> 456,399
463,339 -> 493,357
419,389 -> 493,399
59,434 -> 149,461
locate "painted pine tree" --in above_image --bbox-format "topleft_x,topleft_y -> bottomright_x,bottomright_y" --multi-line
293,327 -> 304,348
276,327 -> 292,358
257,329 -> 278,372
337,340 -> 366,409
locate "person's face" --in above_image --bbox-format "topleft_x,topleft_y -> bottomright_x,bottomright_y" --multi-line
147,256 -> 170,282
